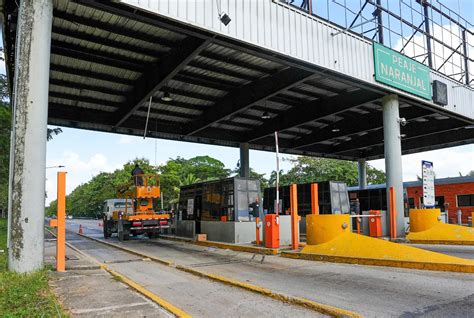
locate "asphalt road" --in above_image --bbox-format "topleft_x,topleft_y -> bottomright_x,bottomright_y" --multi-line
63,220 -> 322,318
66,218 -> 474,317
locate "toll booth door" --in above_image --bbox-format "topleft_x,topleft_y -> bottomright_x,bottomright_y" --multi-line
195,195 -> 201,233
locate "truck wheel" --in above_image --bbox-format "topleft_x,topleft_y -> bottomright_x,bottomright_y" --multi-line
147,232 -> 157,239
123,233 -> 130,241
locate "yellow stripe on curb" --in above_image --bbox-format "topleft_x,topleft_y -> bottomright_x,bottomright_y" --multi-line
195,240 -> 279,255
281,251 -> 474,274
101,265 -> 191,318
159,235 -> 279,255
408,240 -> 474,246
46,228 -> 191,317
176,265 -> 361,318
77,233 -> 361,317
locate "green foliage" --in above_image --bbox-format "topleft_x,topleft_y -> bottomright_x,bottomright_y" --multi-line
158,156 -> 231,207
0,219 -> 68,317
0,75 -> 10,217
269,156 -> 385,187
47,127 -> 62,141
47,156 -> 231,216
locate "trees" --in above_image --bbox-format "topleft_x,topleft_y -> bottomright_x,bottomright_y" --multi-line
269,156 -> 385,187
158,156 -> 230,208
0,75 -> 10,218
46,156 -> 232,216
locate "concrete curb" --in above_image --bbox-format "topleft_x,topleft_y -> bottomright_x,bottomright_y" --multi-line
176,265 -> 362,318
281,251 -> 474,273
101,266 -> 191,318
160,235 -> 279,255
47,229 -> 191,317
77,233 -> 174,266
78,233 -> 361,317
407,240 -> 474,246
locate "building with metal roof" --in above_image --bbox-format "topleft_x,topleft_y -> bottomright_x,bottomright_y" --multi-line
2,0 -> 473,272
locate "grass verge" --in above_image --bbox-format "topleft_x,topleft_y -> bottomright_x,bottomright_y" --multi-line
0,218 -> 68,317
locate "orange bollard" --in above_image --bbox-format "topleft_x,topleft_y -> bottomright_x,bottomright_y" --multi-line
310,183 -> 319,215
290,184 -> 299,250
78,224 -> 83,235
389,187 -> 397,240
56,172 -> 66,272
255,217 -> 261,246
356,216 -> 361,234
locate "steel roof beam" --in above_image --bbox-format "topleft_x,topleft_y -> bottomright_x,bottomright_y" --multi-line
53,10 -> 178,48
136,107 -> 197,120
173,73 -> 235,91
328,120 -> 469,155
50,64 -> 135,86
49,78 -> 127,97
199,50 -> 274,75
187,60 -> 257,81
291,107 -> 431,149
48,102 -> 114,123
246,90 -> 381,142
179,69 -> 238,88
49,91 -> 122,109
150,99 -> 209,112
113,37 -> 211,127
51,40 -> 145,72
51,26 -> 162,59
184,67 -> 314,136
163,86 -> 219,102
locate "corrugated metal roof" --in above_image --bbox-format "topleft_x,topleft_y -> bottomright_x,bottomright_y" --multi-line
1,0 -> 471,161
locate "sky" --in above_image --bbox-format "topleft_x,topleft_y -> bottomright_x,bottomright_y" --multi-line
1,1 -> 472,205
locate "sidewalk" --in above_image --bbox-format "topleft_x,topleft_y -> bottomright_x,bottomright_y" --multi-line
44,231 -> 171,317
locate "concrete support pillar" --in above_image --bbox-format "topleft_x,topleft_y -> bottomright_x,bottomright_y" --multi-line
357,158 -> 367,189
239,143 -> 249,178
8,0 -> 53,273
382,94 -> 405,238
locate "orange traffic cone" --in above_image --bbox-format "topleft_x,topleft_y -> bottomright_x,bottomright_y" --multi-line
78,224 -> 83,235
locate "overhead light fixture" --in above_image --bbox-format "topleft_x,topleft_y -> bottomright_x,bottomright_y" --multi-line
465,125 -> 474,129
219,13 -> 231,26
330,116 -> 340,133
161,91 -> 173,102
261,111 -> 271,120
400,134 -> 407,138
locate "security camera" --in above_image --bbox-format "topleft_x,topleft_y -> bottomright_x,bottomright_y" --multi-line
398,117 -> 407,126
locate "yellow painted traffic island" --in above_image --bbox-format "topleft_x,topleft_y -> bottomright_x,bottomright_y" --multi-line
281,214 -> 474,273
407,209 -> 474,245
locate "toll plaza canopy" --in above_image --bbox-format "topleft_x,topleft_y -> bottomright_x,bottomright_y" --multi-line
2,0 -> 473,161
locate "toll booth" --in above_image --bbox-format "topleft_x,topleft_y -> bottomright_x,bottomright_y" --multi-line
177,177 -> 263,243
263,181 -> 350,234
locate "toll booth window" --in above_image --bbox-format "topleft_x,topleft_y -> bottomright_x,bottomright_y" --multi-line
236,191 -> 249,221
457,194 -> 474,207
435,196 -> 445,211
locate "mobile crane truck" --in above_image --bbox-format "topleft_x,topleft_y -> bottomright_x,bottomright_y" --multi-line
103,174 -> 170,241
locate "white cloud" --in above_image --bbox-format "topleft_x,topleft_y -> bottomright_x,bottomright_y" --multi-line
45,152 -> 119,205
369,144 -> 474,182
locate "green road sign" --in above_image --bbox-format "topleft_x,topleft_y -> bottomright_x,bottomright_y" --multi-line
373,42 -> 431,100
